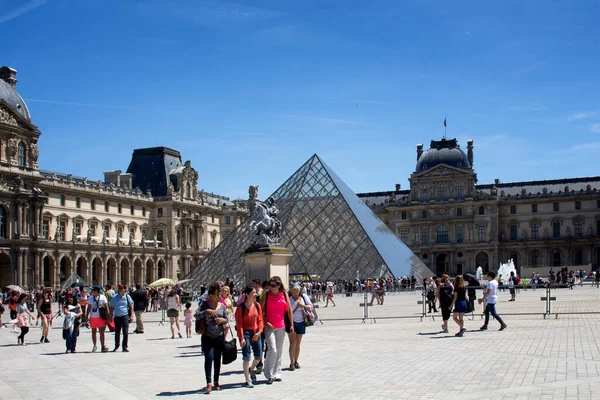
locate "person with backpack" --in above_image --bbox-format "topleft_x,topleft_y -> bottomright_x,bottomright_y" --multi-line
435,274 -> 454,333
508,271 -> 518,301
87,285 -> 110,352
235,286 -> 264,388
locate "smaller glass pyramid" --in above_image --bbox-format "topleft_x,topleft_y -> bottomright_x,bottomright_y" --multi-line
186,155 -> 432,288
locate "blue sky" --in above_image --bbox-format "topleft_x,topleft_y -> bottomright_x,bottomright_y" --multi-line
2,0 -> 599,200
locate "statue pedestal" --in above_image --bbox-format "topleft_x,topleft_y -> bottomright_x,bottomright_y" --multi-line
243,246 -> 293,290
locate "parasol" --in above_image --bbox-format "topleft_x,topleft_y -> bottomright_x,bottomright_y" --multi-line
149,278 -> 175,288
5,285 -> 25,293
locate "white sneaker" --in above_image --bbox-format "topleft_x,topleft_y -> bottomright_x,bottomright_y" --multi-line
92,346 -> 97,352
245,380 -> 254,388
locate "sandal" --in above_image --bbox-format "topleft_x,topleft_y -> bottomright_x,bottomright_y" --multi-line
206,384 -> 212,393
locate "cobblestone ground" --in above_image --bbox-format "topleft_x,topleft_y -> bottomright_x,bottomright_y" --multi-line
1,286 -> 600,399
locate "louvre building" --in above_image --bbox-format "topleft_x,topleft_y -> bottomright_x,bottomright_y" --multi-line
358,138 -> 600,277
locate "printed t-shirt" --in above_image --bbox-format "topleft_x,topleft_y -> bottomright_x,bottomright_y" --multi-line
88,295 -> 108,318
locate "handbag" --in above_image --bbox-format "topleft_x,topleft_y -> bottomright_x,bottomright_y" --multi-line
222,321 -> 237,365
95,296 -> 108,320
107,319 -> 115,332
301,294 -> 317,326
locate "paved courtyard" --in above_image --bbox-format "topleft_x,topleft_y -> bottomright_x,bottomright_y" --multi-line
2,286 -> 600,399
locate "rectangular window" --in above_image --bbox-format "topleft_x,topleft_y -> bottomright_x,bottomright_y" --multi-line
117,225 -> 124,237
456,208 -> 462,217
553,222 -> 560,238
575,200 -> 581,210
436,227 -> 449,244
456,226 -> 464,243
74,222 -> 81,236
118,203 -> 122,214
103,223 -> 110,236
478,226 -> 486,242
130,205 -> 134,215
553,202 -> 559,212
211,214 -> 215,223
532,250 -> 540,266
225,215 -> 231,225
510,224 -> 518,241
142,207 -> 146,217
456,184 -> 464,199
532,204 -> 537,213
575,220 -> 583,236
58,221 -> 66,240
421,229 -> 429,245
531,223 -> 539,239
400,230 -> 408,243
420,190 -> 429,202
42,220 -> 49,239
104,201 -> 109,212
76,197 -> 81,209
157,230 -> 164,246
91,199 -> 95,210
90,223 -> 96,236
479,206 -> 485,215
510,205 -> 516,214
401,211 -> 407,220
158,208 -> 163,217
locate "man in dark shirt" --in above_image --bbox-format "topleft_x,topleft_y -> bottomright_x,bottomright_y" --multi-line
131,284 -> 148,334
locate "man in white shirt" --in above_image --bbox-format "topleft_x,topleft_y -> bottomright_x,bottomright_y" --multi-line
478,272 -> 507,331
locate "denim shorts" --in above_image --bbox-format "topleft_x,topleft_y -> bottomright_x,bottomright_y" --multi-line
293,321 -> 306,335
242,330 -> 262,361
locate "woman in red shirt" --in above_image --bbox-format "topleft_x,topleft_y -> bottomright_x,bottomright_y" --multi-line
260,276 -> 293,385
234,286 -> 264,388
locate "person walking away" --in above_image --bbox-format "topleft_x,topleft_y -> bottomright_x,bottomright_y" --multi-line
435,274 -> 454,333
183,302 -> 193,338
235,286 -> 264,388
451,276 -> 468,337
131,284 -> 148,334
288,283 -> 311,371
196,283 -> 229,393
87,285 -> 110,352
109,284 -> 134,352
479,272 -> 507,331
63,303 -> 83,353
324,281 -> 336,307
166,289 -> 182,339
508,271 -> 517,301
38,289 -> 52,343
261,276 -> 294,384
16,293 -> 35,345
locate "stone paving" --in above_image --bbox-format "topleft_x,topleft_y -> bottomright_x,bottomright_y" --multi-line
2,286 -> 600,399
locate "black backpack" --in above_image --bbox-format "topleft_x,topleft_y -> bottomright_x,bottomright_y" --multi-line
440,285 -> 454,304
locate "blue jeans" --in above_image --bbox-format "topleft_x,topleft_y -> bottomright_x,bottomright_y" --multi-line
484,303 -> 505,326
65,329 -> 77,351
242,330 -> 263,361
201,335 -> 224,384
114,316 -> 129,350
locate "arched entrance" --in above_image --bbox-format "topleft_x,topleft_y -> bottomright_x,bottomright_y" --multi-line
0,252 -> 11,288
552,248 -> 562,267
475,251 -> 489,272
107,258 -> 117,286
436,253 -> 448,276
158,259 -> 165,279
76,256 -> 87,282
120,258 -> 130,285
134,259 -> 142,284
42,255 -> 55,287
59,256 -> 72,284
146,259 -> 155,285
91,257 -> 102,285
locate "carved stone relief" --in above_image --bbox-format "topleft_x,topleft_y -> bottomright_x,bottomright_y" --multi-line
0,106 -> 18,126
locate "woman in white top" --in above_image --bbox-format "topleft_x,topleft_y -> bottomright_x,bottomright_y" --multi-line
288,283 -> 312,371
166,289 -> 182,339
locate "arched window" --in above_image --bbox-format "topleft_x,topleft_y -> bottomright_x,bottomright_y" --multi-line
0,206 -> 6,238
17,141 -> 26,167
456,183 -> 465,199
437,184 -> 446,200
436,225 -> 448,244
419,188 -> 429,201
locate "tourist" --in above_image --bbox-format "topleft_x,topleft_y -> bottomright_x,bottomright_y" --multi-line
79,287 -> 89,328
0,295 -> 4,328
104,284 -> 115,303
451,275 -> 467,337
508,271 -> 517,301
426,277 -> 438,313
288,283 -> 311,370
37,289 -> 52,343
324,281 -> 336,307
109,284 -> 134,352
87,285 -> 110,352
479,272 -> 508,331
261,275 -> 293,384
131,284 -> 148,334
16,293 -> 35,345
166,289 -> 182,339
63,303 -> 83,353
183,302 -> 193,338
8,291 -> 18,332
498,274 -> 505,292
223,286 -> 234,317
35,285 -> 44,326
197,283 -> 229,393
63,294 -> 82,352
435,274 -> 454,333
235,286 -> 264,388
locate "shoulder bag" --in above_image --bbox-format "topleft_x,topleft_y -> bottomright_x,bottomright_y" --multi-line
222,306 -> 237,365
301,294 -> 317,326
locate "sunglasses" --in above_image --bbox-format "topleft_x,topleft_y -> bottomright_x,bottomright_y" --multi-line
269,283 -> 278,288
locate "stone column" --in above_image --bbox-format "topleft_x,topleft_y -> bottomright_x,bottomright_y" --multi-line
34,250 -> 41,287
153,256 -> 158,284
141,256 -> 146,285
38,204 -> 43,237
101,255 -> 108,287
15,201 -> 22,237
17,249 -> 23,286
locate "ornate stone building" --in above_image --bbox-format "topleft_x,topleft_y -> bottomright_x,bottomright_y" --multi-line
358,138 -> 600,276
0,66 -> 248,289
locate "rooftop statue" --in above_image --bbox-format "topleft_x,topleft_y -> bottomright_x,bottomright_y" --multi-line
249,196 -> 281,247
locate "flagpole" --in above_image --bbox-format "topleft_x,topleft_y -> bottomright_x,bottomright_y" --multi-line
444,114 -> 446,139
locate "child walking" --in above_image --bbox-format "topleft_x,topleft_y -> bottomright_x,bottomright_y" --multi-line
16,294 -> 36,345
184,302 -> 193,338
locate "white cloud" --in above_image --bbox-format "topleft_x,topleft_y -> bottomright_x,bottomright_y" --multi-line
568,112 -> 597,121
553,142 -> 600,154
0,0 -> 50,24
589,123 -> 600,133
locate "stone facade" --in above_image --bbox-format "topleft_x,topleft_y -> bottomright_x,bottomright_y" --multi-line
0,66 -> 249,289
359,138 -> 600,276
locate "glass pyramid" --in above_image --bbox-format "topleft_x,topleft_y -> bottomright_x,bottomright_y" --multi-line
186,154 -> 432,288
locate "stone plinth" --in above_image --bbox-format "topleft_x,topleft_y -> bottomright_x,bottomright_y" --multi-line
243,246 -> 293,290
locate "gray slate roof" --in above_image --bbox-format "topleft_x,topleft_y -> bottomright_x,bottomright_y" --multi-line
0,79 -> 30,121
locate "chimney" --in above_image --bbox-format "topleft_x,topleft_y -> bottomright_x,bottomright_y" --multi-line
395,183 -> 401,192
467,140 -> 474,168
0,66 -> 17,88
416,144 -> 423,161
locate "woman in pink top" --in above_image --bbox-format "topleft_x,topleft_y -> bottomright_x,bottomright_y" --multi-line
260,276 -> 293,385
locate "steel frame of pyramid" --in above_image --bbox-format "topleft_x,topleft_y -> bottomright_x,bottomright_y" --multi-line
185,155 -> 432,289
